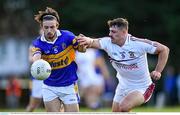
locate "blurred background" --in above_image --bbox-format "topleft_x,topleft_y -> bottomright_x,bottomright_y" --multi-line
0,0 -> 180,111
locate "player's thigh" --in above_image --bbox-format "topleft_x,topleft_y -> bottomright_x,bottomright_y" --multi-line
86,85 -> 103,95
31,79 -> 43,97
64,103 -> 79,112
120,90 -> 144,109
44,97 -> 61,112
61,93 -> 79,112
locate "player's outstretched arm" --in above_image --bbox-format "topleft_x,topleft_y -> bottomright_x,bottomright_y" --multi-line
150,42 -> 170,80
77,34 -> 101,49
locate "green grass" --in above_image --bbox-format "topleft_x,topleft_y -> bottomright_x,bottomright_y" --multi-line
0,106 -> 180,112
80,106 -> 180,112
133,106 -> 180,112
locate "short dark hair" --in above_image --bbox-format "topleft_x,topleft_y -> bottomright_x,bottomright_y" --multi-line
34,7 -> 60,24
107,18 -> 128,30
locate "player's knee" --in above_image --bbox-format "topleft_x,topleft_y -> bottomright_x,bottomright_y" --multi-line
118,103 -> 131,112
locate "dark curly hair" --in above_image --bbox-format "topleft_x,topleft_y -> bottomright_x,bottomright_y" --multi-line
34,7 -> 60,24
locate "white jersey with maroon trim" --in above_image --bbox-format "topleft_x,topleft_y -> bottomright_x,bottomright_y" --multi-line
99,34 -> 157,88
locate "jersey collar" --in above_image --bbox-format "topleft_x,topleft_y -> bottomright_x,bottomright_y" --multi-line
40,30 -> 62,44
124,34 -> 132,45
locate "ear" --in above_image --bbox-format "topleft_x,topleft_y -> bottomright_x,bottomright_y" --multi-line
122,28 -> 128,34
56,22 -> 59,28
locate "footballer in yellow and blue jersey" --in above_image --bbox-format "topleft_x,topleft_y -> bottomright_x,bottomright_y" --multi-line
33,7 -> 82,112
31,29 -> 79,87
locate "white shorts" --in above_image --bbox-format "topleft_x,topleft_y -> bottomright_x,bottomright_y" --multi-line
31,79 -> 43,98
42,82 -> 80,104
79,74 -> 104,88
113,83 -> 155,103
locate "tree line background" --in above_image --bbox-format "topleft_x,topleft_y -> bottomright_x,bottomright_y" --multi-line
0,0 -> 179,69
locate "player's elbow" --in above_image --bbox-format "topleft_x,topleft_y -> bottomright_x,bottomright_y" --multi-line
156,44 -> 169,55
162,45 -> 170,56
165,46 -> 170,55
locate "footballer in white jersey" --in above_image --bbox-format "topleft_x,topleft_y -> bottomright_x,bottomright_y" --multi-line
99,35 -> 156,105
77,18 -> 169,112
99,35 -> 155,88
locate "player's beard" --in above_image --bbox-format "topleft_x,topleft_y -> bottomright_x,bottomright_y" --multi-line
110,36 -> 116,43
46,32 -> 56,41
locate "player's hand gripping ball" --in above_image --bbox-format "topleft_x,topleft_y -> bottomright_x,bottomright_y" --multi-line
31,59 -> 51,80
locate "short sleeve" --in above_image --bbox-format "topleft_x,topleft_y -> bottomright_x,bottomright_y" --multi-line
64,30 -> 77,48
136,40 -> 157,54
99,37 -> 111,50
31,39 -> 42,56
72,37 -> 79,49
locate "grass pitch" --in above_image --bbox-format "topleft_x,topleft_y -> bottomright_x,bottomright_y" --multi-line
0,106 -> 180,112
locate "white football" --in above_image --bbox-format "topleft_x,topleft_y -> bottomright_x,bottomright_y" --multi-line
31,59 -> 51,80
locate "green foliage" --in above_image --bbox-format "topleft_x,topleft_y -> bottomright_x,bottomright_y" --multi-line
0,0 -> 179,66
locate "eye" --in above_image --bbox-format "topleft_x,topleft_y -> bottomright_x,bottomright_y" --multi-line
44,26 -> 49,29
50,26 -> 55,29
110,30 -> 116,33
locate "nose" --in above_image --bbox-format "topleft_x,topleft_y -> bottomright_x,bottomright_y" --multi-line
47,28 -> 51,32
109,32 -> 112,37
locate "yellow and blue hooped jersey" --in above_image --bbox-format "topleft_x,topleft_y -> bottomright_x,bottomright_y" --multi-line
31,30 -> 79,86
